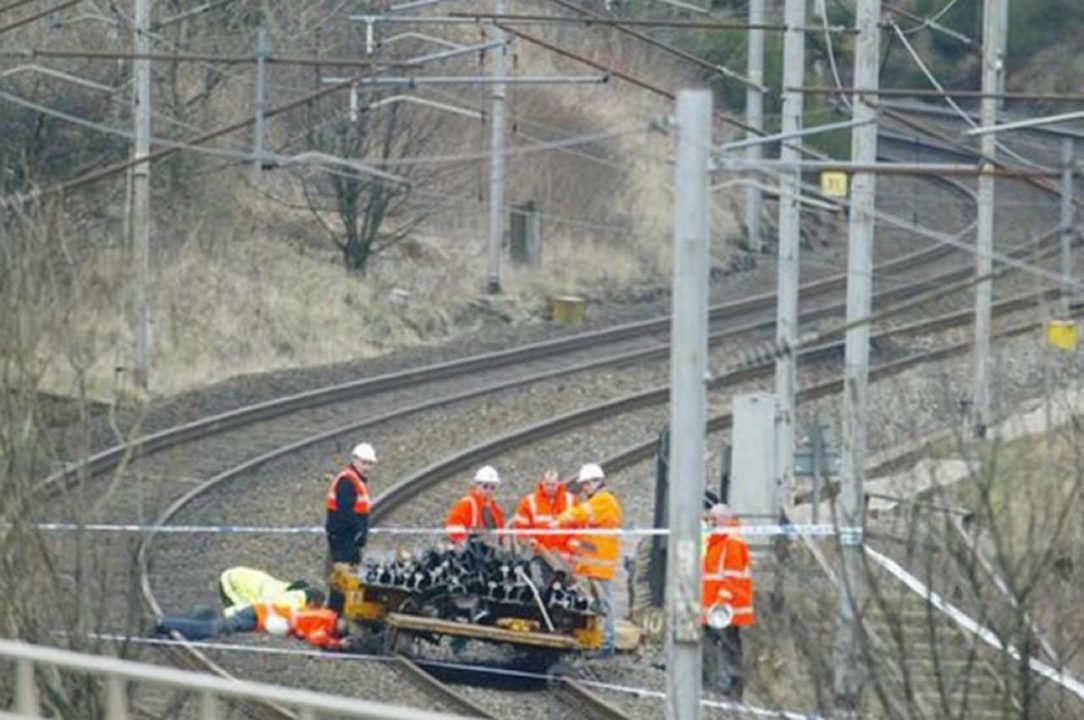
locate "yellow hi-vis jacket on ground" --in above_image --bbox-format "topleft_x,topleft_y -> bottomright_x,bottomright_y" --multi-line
219,567 -> 308,618
557,489 -> 622,580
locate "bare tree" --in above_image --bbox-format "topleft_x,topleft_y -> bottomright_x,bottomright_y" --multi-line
299,90 -> 446,273
0,203 -> 161,718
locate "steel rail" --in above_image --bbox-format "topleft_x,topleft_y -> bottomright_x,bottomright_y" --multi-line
136,283 -> 1058,720
369,290 -> 1063,518
554,677 -> 630,719
877,102 -> 1083,204
95,126 -> 1005,719
394,656 -> 498,718
40,197 -> 971,496
124,152 -> 1040,715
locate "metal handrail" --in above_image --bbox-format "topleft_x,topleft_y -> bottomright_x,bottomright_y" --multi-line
0,640 -> 472,720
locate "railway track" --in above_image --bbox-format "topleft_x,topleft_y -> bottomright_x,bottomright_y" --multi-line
132,285 -> 1070,719
43,118 -> 986,503
39,110 -> 1071,717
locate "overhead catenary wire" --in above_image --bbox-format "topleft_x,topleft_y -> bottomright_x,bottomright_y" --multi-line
887,20 -> 1041,171
883,0 -> 972,45
446,10 -> 855,33
0,0 -> 81,35
0,78 -> 667,220
0,48 -> 424,69
793,86 -> 1084,103
0,0 -> 41,14
543,0 -> 767,92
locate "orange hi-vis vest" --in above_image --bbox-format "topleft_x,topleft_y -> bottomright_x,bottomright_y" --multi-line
326,466 -> 370,515
557,489 -> 622,580
444,488 -> 505,543
253,604 -> 345,649
510,482 -> 577,550
253,602 -> 293,632
289,608 -> 344,649
701,530 -> 755,626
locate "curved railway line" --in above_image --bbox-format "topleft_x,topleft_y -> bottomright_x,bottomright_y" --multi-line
37,107 -> 1078,718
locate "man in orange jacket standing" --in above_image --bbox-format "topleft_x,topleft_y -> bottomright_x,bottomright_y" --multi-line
556,462 -> 622,657
444,465 -> 506,544
701,503 -> 755,699
509,469 -> 577,553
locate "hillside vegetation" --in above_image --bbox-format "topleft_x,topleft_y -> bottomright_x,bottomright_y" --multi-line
2,1 -> 737,399
4,0 -> 1084,400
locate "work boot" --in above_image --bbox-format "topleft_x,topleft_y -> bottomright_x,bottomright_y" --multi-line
726,675 -> 744,701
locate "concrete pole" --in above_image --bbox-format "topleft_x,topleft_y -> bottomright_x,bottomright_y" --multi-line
971,0 -> 1005,437
666,88 -> 711,720
833,0 -> 881,715
132,0 -> 152,391
251,27 -> 269,184
485,0 -> 507,294
1060,138 -> 1074,316
996,0 -> 1009,111
774,0 -> 805,516
743,0 -> 765,253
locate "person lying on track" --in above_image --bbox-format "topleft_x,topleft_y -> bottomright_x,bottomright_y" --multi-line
154,592 -> 357,650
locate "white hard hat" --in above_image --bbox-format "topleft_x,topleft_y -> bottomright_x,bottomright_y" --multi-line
473,465 -> 501,484
708,503 -> 734,521
577,462 -> 605,483
264,612 -> 289,637
352,443 -> 378,463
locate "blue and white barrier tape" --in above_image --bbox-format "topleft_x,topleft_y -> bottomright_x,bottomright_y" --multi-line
33,522 -> 862,539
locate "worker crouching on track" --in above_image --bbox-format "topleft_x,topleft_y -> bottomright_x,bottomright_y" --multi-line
218,566 -> 312,616
325,442 -> 377,614
509,469 -> 577,554
701,503 -> 755,699
556,462 -> 622,657
444,465 -> 506,545
154,592 -> 356,650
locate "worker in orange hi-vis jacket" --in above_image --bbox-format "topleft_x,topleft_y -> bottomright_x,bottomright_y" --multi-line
509,469 -> 578,553
701,503 -> 755,699
556,462 -> 622,657
444,465 -> 506,544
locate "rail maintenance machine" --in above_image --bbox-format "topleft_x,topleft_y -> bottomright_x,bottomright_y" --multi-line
331,538 -> 605,670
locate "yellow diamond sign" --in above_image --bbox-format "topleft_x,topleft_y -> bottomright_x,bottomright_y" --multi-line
820,171 -> 848,197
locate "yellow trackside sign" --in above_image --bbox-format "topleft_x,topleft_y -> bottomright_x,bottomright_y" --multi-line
1046,319 -> 1078,351
820,171 -> 848,197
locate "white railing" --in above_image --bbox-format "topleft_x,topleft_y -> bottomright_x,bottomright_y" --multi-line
0,639 -> 472,720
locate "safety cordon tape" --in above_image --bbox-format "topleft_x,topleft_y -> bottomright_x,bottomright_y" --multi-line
33,522 -> 862,539
84,633 -> 826,719
865,547 -> 1084,704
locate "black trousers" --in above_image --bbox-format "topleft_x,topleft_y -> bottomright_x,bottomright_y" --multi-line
703,625 -> 744,699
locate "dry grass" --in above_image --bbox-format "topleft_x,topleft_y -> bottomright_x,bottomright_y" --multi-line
950,418 -> 1084,677
21,7 -> 745,401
